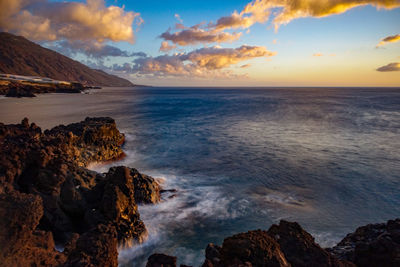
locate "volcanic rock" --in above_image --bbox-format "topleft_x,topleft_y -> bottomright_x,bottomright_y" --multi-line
267,220 -> 354,267
0,117 -> 157,266
329,219 -> 400,267
202,230 -> 290,267
146,253 -> 177,267
130,167 -> 161,204
65,224 -> 118,267
0,190 -> 65,266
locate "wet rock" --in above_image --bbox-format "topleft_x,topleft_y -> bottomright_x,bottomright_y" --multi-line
204,243 -> 222,266
146,253 -> 177,267
99,166 -> 147,248
130,167 -> 161,204
329,219 -> 400,267
267,220 -> 354,267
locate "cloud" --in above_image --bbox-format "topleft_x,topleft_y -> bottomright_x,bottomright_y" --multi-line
183,45 -> 275,69
239,0 -> 400,30
160,26 -> 242,46
46,40 -> 147,59
376,62 -> 400,72
175,14 -> 183,23
159,41 -> 177,52
112,45 -> 275,78
0,0 -> 142,43
240,64 -> 252,68
313,53 -> 323,57
377,34 -> 400,47
162,0 -> 400,48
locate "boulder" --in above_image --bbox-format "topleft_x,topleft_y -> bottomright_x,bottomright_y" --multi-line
146,253 -> 177,267
0,190 -> 65,266
65,224 -> 118,267
202,230 -> 290,267
130,167 -> 161,204
267,220 -> 354,267
99,166 -> 147,248
329,219 -> 400,267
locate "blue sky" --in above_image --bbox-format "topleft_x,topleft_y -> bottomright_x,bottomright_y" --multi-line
2,0 -> 400,86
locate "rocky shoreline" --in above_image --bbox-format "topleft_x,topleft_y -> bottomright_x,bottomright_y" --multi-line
0,80 -> 86,97
0,118 -> 398,267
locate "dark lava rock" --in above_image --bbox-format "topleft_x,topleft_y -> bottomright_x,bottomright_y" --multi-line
98,166 -> 147,247
0,190 -> 65,266
1,80 -> 84,98
329,219 -> 400,267
130,167 -> 161,204
65,224 -> 118,267
202,230 -> 290,267
46,117 -> 126,166
0,118 -> 157,266
146,253 -> 177,267
5,82 -> 36,97
267,220 -> 354,267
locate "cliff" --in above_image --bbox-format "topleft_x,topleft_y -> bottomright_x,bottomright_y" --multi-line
0,32 -> 134,87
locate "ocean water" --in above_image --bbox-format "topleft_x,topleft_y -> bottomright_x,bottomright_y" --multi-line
1,87 -> 400,266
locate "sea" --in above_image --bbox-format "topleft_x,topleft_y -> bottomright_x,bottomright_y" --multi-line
1,87 -> 399,266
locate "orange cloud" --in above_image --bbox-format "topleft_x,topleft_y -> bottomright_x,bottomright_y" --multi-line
0,0 -> 141,43
161,0 -> 400,47
159,41 -> 177,52
184,45 -> 275,69
377,34 -> 400,47
240,64 -> 252,68
113,45 -> 275,77
377,62 -> 400,72
160,26 -> 242,46
313,53 -> 323,57
240,0 -> 400,30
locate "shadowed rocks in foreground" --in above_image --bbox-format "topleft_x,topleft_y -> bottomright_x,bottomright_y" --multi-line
149,219 -> 399,267
0,117 -> 398,267
0,117 -> 160,266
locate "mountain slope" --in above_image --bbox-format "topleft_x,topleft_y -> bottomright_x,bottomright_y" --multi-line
0,32 -> 134,87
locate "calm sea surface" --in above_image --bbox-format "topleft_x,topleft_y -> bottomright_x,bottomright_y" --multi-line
1,87 -> 400,266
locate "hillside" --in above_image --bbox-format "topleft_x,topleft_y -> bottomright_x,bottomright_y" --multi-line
0,32 -> 134,87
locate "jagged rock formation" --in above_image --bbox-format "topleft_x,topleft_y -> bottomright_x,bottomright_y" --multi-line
329,219 -> 400,267
267,221 -> 354,267
0,32 -> 134,87
200,221 -> 355,267
0,117 -> 160,266
148,219 -> 398,267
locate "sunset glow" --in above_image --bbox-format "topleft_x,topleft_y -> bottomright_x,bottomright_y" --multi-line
1,0 -> 399,86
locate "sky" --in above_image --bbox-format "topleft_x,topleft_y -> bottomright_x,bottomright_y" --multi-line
0,0 -> 400,86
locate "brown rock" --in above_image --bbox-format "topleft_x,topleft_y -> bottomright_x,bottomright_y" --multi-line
100,166 -> 147,248
146,253 -> 177,267
65,224 -> 118,267
220,230 -> 290,267
0,190 -> 65,266
267,220 -> 353,267
330,219 -> 400,267
130,167 -> 161,204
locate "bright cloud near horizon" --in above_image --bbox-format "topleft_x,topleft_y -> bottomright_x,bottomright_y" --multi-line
0,0 -> 399,86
